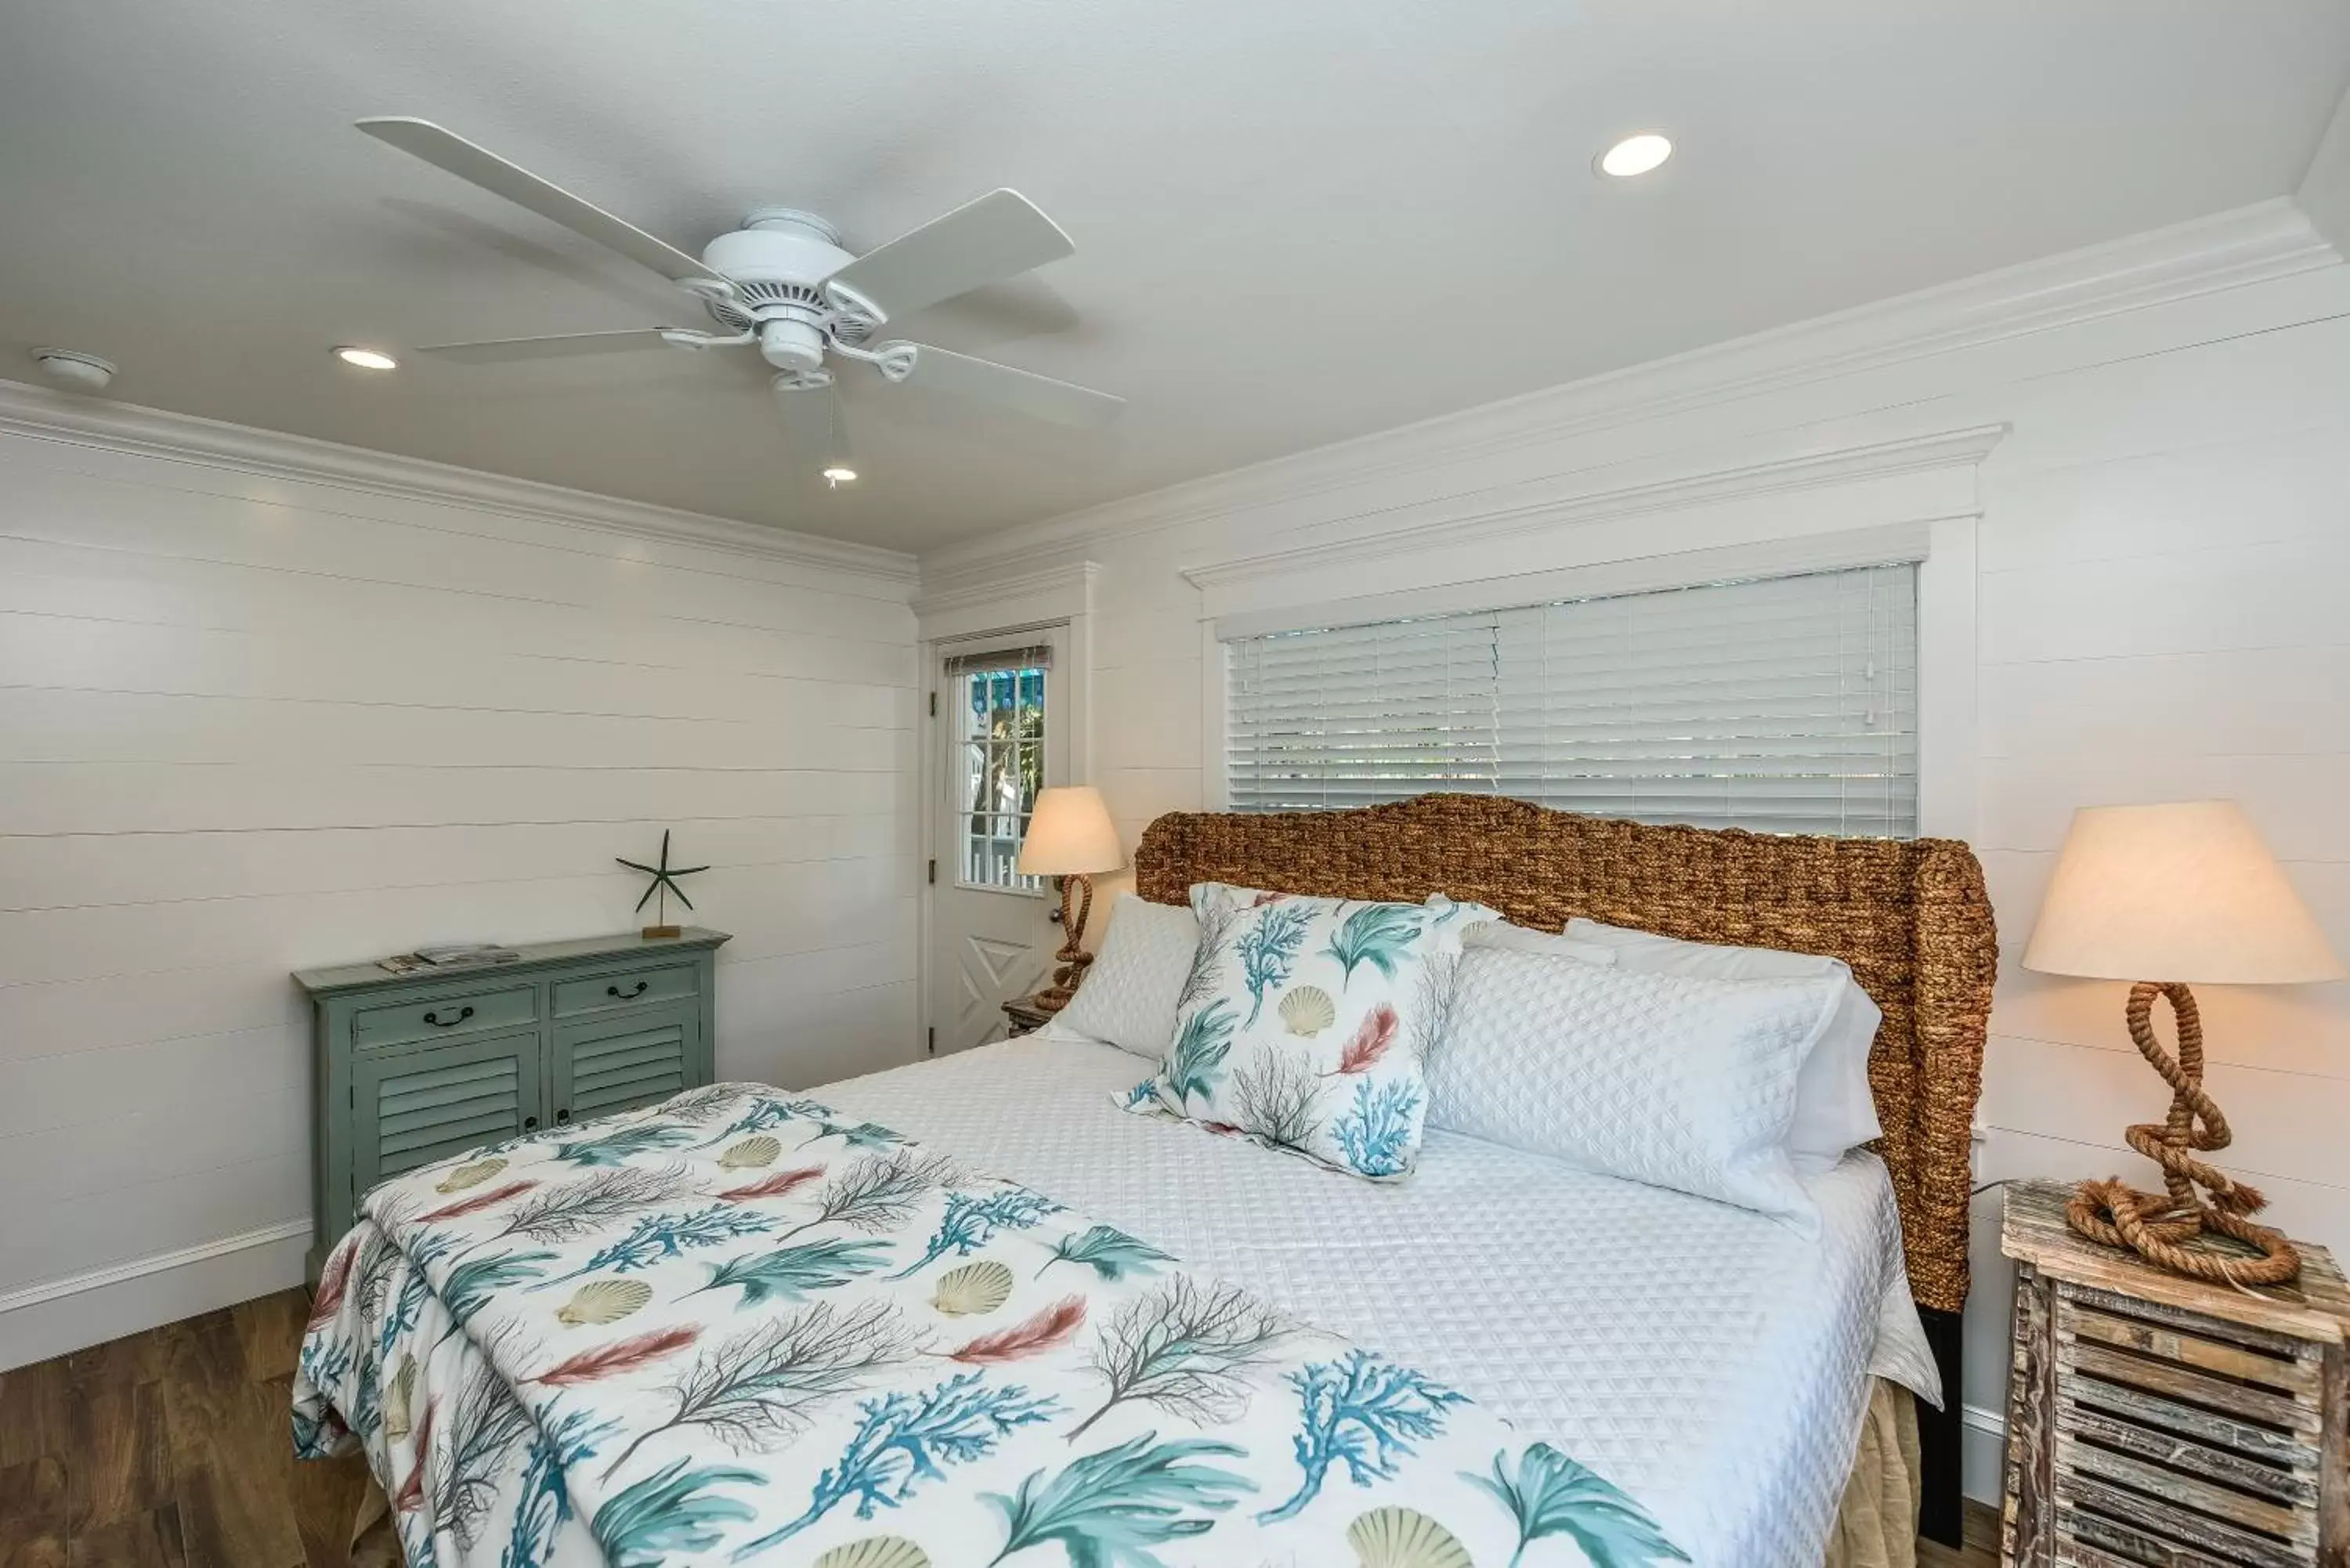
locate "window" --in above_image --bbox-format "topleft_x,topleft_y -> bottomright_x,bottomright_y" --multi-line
949,647 -> 1051,891
1224,562 -> 1918,837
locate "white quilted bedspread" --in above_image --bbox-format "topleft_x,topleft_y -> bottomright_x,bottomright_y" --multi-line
821,1033 -> 1940,1568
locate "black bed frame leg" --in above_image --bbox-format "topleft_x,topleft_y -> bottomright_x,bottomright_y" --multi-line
1916,1306 -> 1965,1548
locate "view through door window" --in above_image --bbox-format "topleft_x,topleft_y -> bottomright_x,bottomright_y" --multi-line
955,663 -> 1047,891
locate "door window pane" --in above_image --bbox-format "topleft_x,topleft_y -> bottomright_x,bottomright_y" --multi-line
955,663 -> 1047,890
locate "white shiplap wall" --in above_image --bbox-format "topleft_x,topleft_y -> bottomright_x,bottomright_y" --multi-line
0,391 -> 920,1365
916,205 -> 2350,1500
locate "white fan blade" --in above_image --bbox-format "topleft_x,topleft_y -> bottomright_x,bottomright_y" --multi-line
416,329 -> 689,363
881,341 -> 1124,428
356,118 -> 732,292
825,190 -> 1073,323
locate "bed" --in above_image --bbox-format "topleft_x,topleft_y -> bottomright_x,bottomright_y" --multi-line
293,794 -> 1996,1568
1127,796 -> 1999,1545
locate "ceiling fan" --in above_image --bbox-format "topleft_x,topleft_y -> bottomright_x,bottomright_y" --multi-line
354,117 -> 1124,431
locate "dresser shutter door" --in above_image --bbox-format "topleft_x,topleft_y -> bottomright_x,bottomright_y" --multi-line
555,1003 -> 696,1122
352,1030 -> 543,1187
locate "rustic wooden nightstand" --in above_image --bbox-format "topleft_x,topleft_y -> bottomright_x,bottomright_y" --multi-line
1999,1179 -> 2349,1567
1000,994 -> 1054,1035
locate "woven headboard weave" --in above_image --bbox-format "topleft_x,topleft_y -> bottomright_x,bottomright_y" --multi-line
1133,793 -> 1998,1315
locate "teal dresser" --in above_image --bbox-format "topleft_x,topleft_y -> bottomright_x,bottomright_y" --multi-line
296,928 -> 728,1278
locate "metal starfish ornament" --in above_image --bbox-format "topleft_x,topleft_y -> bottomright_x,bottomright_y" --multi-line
616,829 -> 708,938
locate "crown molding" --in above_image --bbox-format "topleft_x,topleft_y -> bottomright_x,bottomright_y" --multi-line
0,380 -> 917,585
923,198 -> 2336,584
1182,423 -> 2005,595
2298,84 -> 2350,263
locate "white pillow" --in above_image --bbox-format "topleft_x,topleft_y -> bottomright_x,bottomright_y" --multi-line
1462,922 -> 1620,964
1426,945 -> 1838,1227
1052,894 -> 1198,1057
1565,918 -> 1884,1173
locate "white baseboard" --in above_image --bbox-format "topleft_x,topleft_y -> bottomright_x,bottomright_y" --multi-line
1960,1400 -> 2008,1505
0,1218 -> 312,1371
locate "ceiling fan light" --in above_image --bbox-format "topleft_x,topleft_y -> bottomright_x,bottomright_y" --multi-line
822,464 -> 858,487
334,345 -> 400,370
1597,132 -> 1673,179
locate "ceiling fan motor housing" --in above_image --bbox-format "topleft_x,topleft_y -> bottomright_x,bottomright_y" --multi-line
700,209 -> 869,373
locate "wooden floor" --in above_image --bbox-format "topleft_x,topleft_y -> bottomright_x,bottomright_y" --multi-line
2,1284 -> 2001,1567
0,1288 -> 367,1568
1921,1502 -> 2001,1568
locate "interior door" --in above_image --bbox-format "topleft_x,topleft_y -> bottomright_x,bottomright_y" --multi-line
928,630 -> 1067,1054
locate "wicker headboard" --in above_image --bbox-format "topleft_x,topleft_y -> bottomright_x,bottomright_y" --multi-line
1133,793 -> 1998,1315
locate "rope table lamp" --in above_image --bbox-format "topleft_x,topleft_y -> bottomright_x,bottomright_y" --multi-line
1016,786 -> 1124,1015
2023,800 -> 2343,1285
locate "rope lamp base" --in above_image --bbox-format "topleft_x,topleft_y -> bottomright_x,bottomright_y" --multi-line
2065,981 -> 2301,1286
1029,873 -> 1098,1016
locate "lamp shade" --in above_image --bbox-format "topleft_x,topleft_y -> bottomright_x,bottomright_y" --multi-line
2023,801 -> 2343,985
1016,786 -> 1123,877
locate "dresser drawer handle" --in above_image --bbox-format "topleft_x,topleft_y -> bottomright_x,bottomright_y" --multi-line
422,1005 -> 475,1028
607,981 -> 650,999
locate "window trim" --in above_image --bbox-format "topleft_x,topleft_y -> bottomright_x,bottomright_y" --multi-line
1201,516 -> 1978,840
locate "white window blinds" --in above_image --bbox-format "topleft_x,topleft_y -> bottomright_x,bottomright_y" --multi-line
1224,562 -> 1918,837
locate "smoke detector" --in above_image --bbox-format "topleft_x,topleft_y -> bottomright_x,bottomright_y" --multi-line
33,349 -> 116,393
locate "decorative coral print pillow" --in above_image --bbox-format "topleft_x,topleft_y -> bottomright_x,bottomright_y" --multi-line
1124,883 -> 1493,1180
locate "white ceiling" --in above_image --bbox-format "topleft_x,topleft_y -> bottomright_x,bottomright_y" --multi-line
5,3 -> 2347,553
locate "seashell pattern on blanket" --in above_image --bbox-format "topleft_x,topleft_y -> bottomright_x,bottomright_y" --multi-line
718,1134 -> 781,1169
815,1540 -> 931,1568
554,1277 -> 653,1328
435,1155 -> 506,1193
381,1353 -> 417,1440
1346,1506 -> 1473,1568
930,1259 -> 1013,1317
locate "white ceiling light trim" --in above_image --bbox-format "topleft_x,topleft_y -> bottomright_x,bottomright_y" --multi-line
31,349 -> 116,392
1597,132 -> 1672,178
0,378 -> 916,583
920,197 -> 2332,582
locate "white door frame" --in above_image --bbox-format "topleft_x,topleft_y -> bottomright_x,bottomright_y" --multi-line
911,563 -> 1096,1055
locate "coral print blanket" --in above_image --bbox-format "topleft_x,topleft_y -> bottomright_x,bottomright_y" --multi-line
293,1083 -> 1683,1568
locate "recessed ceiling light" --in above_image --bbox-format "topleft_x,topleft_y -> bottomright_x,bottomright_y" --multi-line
31,349 -> 116,392
1597,132 -> 1673,179
822,464 -> 859,488
333,345 -> 399,371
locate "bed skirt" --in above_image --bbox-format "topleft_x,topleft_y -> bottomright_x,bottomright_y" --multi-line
1823,1378 -> 1925,1568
